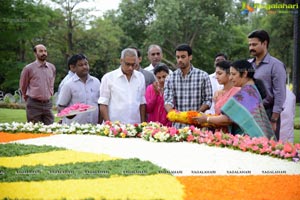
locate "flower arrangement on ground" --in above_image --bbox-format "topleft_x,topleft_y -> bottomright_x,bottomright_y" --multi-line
0,121 -> 299,162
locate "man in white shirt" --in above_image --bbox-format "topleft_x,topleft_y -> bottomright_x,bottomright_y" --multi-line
57,54 -> 101,125
144,44 -> 163,73
206,53 -> 227,114
98,48 -> 146,124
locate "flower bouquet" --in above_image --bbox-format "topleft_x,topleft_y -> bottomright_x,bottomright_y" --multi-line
56,103 -> 96,117
167,110 -> 217,127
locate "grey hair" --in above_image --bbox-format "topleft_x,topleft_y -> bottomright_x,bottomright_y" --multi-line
121,48 -> 137,59
147,44 -> 162,55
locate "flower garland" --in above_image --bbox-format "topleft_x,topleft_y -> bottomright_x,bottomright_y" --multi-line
167,109 -> 217,127
0,122 -> 299,161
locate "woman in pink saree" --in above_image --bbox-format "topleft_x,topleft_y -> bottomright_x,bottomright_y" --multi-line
145,63 -> 171,126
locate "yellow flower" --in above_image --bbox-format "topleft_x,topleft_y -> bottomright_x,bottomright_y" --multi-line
121,132 -> 126,138
0,175 -> 184,200
0,150 -> 118,168
104,128 -> 109,135
141,122 -> 148,126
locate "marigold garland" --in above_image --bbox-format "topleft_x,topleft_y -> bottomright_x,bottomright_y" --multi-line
167,109 -> 217,127
177,175 -> 300,200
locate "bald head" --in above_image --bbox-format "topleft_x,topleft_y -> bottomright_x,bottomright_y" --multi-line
33,44 -> 47,62
147,44 -> 163,67
33,44 -> 46,52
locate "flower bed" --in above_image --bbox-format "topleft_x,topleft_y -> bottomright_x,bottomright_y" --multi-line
0,132 -> 52,143
0,143 -> 184,199
1,121 -> 299,161
177,175 -> 300,200
1,142 -> 299,199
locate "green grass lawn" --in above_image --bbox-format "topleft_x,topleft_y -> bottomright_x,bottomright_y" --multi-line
0,108 -> 59,123
0,107 -> 299,143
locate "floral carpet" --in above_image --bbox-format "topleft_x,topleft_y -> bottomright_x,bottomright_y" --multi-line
1,122 -> 300,199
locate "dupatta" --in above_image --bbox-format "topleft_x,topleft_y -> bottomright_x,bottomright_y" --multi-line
221,85 -> 275,140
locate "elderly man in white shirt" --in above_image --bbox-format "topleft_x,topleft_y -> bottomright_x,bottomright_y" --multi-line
98,48 -> 146,124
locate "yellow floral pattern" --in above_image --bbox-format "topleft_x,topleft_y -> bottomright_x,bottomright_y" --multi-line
0,175 -> 184,199
0,150 -> 118,168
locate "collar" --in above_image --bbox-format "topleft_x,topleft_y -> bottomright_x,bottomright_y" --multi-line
179,65 -> 194,76
68,70 -> 75,76
249,52 -> 270,65
72,73 -> 92,82
116,67 -> 138,78
36,60 -> 48,68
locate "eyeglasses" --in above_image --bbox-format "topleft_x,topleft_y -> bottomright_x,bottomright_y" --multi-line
151,52 -> 161,56
123,62 -> 137,68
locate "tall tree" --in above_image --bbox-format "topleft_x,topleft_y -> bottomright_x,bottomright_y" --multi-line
145,0 -> 234,71
0,0 -> 58,93
51,0 -> 93,56
75,17 -> 125,79
113,0 -> 155,48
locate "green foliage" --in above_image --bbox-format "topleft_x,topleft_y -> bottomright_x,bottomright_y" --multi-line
145,0 -> 235,70
115,0 -> 155,48
0,0 -> 64,92
77,18 -> 124,79
0,143 -> 65,157
3,96 -> 10,104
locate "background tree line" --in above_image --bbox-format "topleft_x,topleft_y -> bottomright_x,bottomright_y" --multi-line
0,0 -> 298,102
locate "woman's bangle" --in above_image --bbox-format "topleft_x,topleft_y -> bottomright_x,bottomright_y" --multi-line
207,117 -> 210,123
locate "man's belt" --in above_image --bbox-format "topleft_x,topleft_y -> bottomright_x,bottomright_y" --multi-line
29,97 -> 50,103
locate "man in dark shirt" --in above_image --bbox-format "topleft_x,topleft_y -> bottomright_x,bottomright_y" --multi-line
19,44 -> 56,125
248,30 -> 286,140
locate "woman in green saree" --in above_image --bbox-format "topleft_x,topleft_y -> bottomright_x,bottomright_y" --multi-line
193,60 -> 275,140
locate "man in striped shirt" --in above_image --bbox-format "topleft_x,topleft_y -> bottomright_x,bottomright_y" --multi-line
164,44 -> 213,129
